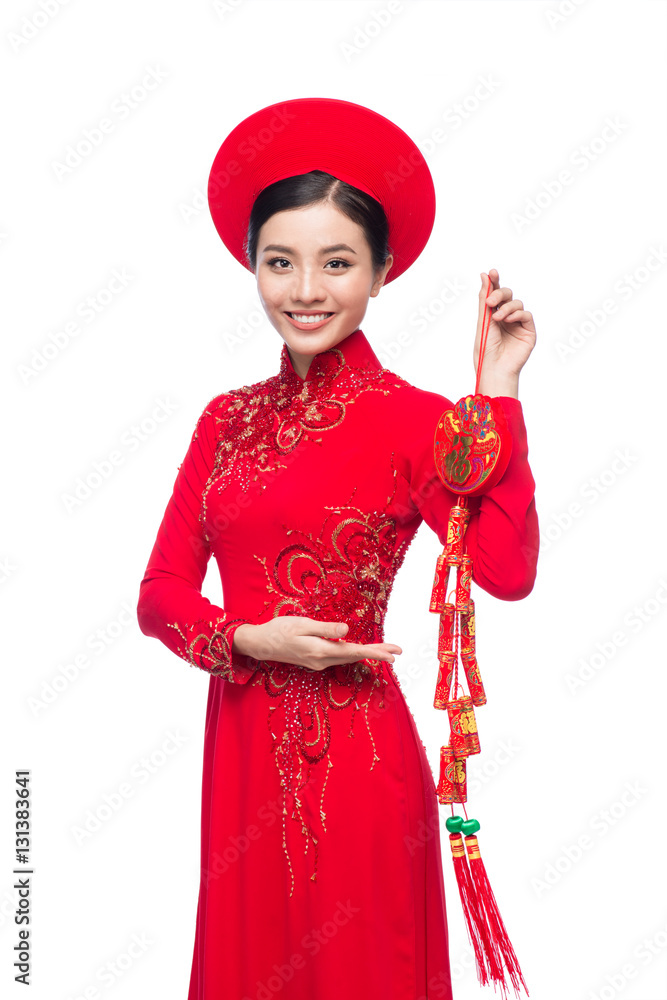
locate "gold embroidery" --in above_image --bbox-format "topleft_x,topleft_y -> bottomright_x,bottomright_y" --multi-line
167,617 -> 248,682
247,470 -> 413,894
187,339 -> 417,893
199,344 -> 409,539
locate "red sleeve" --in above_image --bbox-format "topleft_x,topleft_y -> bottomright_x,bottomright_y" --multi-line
136,396 -> 257,683
400,391 -> 540,602
461,396 -> 539,600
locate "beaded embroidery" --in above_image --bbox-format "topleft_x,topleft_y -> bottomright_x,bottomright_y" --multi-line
199,342 -> 410,539
167,616 -> 250,682
181,334 -> 427,893
248,471 -> 414,894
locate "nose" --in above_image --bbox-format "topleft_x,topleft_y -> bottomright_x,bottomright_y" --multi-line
290,265 -> 327,306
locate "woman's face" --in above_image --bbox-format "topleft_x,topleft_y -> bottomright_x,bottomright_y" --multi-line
254,201 -> 393,379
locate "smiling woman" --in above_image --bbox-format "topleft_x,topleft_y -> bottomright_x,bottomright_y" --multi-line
136,97 -> 538,1000
253,194 -> 393,376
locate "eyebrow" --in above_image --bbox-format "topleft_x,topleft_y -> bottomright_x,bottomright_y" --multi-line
261,243 -> 357,256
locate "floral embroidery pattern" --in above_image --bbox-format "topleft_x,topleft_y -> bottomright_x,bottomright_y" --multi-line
182,335 -> 420,891
258,484 -> 407,632
246,473 -> 415,894
199,344 -> 409,537
167,616 -> 251,682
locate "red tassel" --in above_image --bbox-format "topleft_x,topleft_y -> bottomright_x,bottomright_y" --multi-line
465,835 -> 530,998
449,833 -> 500,987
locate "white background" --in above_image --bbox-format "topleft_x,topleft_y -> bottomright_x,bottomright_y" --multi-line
2,1 -> 666,998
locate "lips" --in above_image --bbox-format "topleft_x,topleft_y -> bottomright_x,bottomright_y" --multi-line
284,311 -> 335,332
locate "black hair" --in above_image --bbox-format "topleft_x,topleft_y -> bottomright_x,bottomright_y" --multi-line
245,170 -> 391,275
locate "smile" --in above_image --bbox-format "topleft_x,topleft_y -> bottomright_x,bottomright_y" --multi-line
285,312 -> 335,331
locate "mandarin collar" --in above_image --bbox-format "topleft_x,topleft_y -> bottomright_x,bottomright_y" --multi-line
278,327 -> 384,398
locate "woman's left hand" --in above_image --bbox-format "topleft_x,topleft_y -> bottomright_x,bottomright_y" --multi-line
473,269 -> 536,391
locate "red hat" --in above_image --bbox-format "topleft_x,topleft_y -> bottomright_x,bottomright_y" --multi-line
207,97 -> 436,284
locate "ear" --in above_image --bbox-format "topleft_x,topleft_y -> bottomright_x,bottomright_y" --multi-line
370,254 -> 394,296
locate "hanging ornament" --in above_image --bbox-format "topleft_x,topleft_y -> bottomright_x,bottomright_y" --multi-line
429,275 -> 529,998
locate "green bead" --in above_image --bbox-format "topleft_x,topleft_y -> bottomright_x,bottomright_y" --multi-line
445,816 -> 463,833
461,818 -> 480,835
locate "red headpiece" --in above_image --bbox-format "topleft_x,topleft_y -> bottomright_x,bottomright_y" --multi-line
207,96 -> 436,283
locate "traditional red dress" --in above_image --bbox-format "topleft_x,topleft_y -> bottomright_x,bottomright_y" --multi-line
136,326 -> 539,1000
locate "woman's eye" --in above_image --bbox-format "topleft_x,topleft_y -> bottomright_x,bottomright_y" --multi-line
265,257 -> 351,270
325,259 -> 352,269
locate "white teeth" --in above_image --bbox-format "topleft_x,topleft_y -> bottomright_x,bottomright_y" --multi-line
289,313 -> 332,324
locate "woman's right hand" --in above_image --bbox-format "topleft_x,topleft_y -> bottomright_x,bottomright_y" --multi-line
232,617 -> 402,672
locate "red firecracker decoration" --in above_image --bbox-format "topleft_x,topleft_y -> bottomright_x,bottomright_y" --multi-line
427,275 -> 528,997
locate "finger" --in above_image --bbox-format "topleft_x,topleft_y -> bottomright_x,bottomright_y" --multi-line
346,642 -> 402,661
299,618 -> 350,639
487,287 -> 513,309
364,643 -> 403,657
495,307 -> 530,324
495,310 -> 533,326
482,269 -> 500,291
315,639 -> 401,663
479,272 -> 496,300
493,298 -> 523,319
476,273 -> 495,358
318,639 -> 402,657
301,643 -> 404,673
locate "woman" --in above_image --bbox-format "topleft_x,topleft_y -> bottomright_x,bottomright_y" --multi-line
137,98 -> 538,1000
